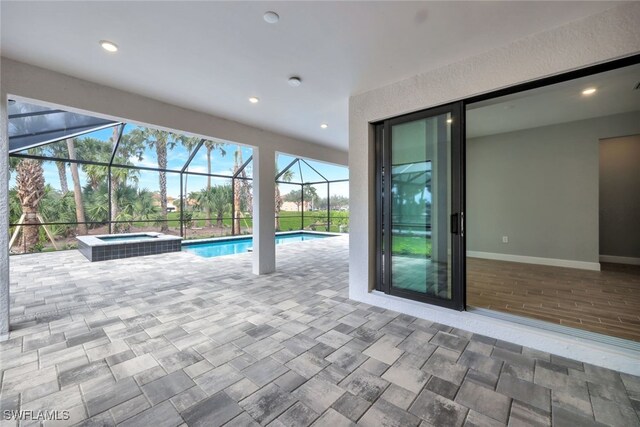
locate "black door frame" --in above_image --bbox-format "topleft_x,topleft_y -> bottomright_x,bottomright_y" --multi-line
374,53 -> 640,314
375,101 -> 465,310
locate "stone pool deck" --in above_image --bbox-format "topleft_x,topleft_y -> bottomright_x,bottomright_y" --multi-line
2,235 -> 639,426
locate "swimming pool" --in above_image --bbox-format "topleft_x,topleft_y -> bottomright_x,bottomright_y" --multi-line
182,232 -> 334,258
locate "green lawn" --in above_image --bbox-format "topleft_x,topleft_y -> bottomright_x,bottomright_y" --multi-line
392,235 -> 432,257
153,210 -> 349,233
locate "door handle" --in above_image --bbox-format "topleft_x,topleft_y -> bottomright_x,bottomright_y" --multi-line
451,213 -> 459,234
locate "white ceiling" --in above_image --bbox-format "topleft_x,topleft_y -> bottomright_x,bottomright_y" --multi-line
0,1 -> 623,150
467,63 -> 640,138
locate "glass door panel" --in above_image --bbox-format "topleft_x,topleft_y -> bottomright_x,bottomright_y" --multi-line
378,102 -> 464,310
391,115 -> 450,297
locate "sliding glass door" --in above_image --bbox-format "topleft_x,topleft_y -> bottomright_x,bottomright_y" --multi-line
376,102 -> 465,310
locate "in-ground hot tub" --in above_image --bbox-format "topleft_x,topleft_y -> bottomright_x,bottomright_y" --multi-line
76,232 -> 182,262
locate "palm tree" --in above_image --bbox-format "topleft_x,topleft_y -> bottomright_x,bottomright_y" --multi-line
44,142 -> 69,193
82,128 -> 143,229
275,167 -> 294,231
65,138 -> 87,234
84,183 -> 109,224
202,140 -> 226,227
232,147 -> 243,234
304,184 -> 319,211
133,188 -> 159,220
128,128 -> 181,232
14,159 -> 46,252
195,185 -> 231,227
180,136 -> 202,201
78,137 -> 111,190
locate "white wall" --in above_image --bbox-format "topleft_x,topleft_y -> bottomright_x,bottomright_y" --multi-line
349,3 -> 640,374
466,111 -> 640,267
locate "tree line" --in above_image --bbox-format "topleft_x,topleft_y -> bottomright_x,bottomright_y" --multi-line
9,127 -> 251,253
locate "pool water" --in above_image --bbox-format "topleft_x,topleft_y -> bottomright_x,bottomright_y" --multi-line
98,234 -> 158,242
183,233 -> 332,258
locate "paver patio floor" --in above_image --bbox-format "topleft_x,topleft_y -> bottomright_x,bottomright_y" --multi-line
2,235 -> 639,426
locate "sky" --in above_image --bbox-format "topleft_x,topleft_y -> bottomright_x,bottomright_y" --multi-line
10,124 -> 349,200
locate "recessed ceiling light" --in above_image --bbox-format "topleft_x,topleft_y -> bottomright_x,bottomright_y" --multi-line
249,97 -> 259,104
288,77 -> 302,87
264,11 -> 279,23
320,123 -> 328,129
582,87 -> 597,96
446,118 -> 453,124
99,40 -> 118,53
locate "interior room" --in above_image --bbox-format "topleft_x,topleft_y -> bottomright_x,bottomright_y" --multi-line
465,63 -> 640,342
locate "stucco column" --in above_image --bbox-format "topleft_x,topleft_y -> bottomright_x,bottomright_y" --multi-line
252,146 -> 276,275
0,90 -> 10,339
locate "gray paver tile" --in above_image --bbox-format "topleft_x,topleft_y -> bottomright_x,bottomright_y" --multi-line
285,352 -> 329,379
111,353 -> 159,381
119,400 -> 183,427
109,394 -> 151,424
156,349 -> 203,373
359,398 -> 421,427
180,391 -> 242,427
6,237 -> 640,427
363,336 -> 404,365
274,370 -> 307,392
225,378 -> 260,402
83,377 -> 142,417
425,376 -> 459,400
551,406 -> 607,427
339,369 -> 389,403
430,331 -> 469,353
58,360 -> 111,388
381,383 -> 418,410
21,380 -> 59,404
169,385 -> 208,413
497,372 -> 551,412
240,383 -> 296,425
142,369 -> 195,405
423,352 -> 468,385
382,364 -> 429,394
193,363 -> 243,395
455,380 -> 511,424
293,377 -> 345,414
410,388 -> 468,427
225,412 -> 261,427
310,408 -> 356,427
465,410 -> 505,427
272,401 -> 319,427
591,395 -> 640,426
331,391 -> 371,421
509,401 -> 551,427
241,357 -> 288,387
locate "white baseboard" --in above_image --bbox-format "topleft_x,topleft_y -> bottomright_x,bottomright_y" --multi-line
467,251 -> 601,271
600,255 -> 640,266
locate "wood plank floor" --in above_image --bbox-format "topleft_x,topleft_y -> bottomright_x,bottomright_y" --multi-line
467,258 -> 640,342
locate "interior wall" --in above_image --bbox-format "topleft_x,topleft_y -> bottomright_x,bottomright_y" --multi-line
600,134 -> 640,261
348,3 -> 640,372
466,111 -> 640,265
